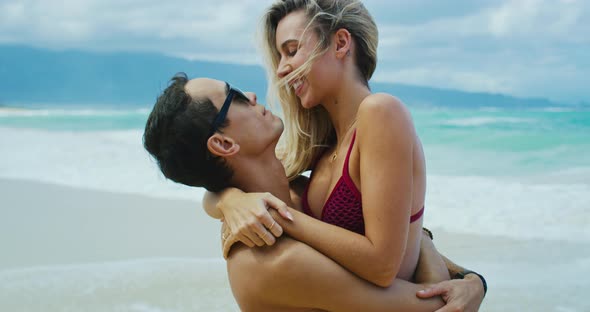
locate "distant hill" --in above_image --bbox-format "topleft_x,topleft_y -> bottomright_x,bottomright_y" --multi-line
0,44 -> 576,109
0,45 -> 267,108
373,82 -> 557,110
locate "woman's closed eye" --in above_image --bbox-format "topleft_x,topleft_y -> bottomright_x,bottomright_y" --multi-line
283,41 -> 299,57
287,48 -> 297,57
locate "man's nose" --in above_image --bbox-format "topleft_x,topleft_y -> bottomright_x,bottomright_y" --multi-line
245,92 -> 257,105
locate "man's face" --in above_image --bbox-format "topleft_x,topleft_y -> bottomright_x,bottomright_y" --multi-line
185,78 -> 283,156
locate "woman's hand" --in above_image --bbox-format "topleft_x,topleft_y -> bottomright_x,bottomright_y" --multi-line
416,275 -> 485,312
219,189 -> 293,247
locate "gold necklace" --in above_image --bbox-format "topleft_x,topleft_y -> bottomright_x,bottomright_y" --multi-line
330,118 -> 357,163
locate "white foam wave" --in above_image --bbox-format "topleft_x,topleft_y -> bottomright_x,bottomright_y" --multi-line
1,127 -> 588,243
443,117 -> 534,127
542,107 -> 575,112
425,175 -> 590,242
0,127 -> 204,201
478,107 -> 502,112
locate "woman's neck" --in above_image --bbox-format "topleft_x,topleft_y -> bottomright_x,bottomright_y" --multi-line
323,77 -> 371,141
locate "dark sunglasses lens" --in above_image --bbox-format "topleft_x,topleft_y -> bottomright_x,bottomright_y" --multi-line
233,89 -> 249,103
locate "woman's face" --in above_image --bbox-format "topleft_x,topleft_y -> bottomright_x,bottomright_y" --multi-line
275,10 -> 338,109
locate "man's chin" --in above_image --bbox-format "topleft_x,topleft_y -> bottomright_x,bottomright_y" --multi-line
273,124 -> 284,144
277,118 -> 285,133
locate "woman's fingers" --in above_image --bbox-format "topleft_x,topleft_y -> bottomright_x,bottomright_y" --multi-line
220,192 -> 292,248
236,234 -> 256,248
263,193 -> 294,221
241,227 -> 266,247
235,220 -> 265,247
251,213 -> 281,245
260,211 -> 284,238
235,210 -> 284,246
253,222 -> 277,246
267,219 -> 284,238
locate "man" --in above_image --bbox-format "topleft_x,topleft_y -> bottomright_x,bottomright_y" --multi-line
143,73 -> 486,311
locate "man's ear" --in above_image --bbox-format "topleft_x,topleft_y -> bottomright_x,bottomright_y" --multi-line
207,133 -> 240,157
334,28 -> 352,59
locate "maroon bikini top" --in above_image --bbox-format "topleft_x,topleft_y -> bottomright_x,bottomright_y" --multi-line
301,130 -> 424,235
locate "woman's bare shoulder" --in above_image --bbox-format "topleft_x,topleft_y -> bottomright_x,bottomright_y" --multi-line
358,93 -> 414,132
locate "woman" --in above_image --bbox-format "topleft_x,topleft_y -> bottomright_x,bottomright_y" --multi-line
206,0 -> 486,310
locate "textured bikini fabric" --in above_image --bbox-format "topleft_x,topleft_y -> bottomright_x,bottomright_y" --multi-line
301,130 -> 424,235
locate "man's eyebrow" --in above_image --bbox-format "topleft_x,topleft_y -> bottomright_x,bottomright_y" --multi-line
280,39 -> 298,51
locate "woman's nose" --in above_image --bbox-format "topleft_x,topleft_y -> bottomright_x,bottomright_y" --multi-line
276,62 -> 292,79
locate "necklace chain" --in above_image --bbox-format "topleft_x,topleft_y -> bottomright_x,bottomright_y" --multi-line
330,118 -> 357,163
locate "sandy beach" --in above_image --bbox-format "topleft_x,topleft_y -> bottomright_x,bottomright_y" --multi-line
1,177 -> 589,311
0,178 -> 223,269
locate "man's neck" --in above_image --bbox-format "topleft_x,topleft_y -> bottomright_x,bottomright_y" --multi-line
230,153 -> 293,206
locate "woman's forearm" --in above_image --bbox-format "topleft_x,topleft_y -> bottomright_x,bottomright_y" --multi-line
269,208 -> 402,287
202,190 -> 224,219
202,187 -> 247,219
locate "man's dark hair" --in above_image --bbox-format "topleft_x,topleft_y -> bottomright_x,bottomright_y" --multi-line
143,73 -> 234,192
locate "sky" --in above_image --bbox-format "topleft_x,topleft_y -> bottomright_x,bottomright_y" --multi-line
1,0 -> 588,104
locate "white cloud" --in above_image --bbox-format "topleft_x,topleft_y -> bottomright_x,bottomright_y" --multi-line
372,0 -> 590,103
174,52 -> 263,65
0,0 -> 588,102
0,0 -> 271,57
487,0 -> 586,40
378,0 -> 589,49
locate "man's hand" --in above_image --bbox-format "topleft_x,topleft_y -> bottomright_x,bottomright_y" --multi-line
417,274 -> 485,312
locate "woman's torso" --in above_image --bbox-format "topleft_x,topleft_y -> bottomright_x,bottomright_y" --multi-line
303,127 -> 426,281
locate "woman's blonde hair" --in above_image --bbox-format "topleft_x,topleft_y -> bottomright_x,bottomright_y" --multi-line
262,0 -> 378,180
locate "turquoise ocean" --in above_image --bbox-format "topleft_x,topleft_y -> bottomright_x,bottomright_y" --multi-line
1,104 -> 589,311
1,105 -> 588,240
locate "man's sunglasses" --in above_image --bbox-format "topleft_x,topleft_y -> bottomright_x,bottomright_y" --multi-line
210,82 -> 249,135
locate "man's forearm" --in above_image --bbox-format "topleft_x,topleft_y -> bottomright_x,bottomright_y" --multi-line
414,233 -> 451,284
441,254 -> 466,278
417,231 -> 487,299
